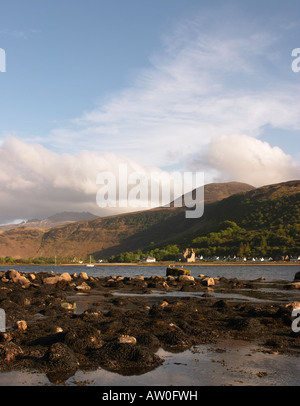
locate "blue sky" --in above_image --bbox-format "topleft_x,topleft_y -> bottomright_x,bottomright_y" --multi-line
0,0 -> 299,222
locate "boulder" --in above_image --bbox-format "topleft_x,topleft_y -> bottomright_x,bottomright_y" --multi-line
61,302 -> 76,311
79,272 -> 89,280
201,277 -> 215,287
64,325 -> 103,352
43,272 -> 72,285
5,270 -> 30,288
118,335 -> 137,344
5,269 -> 20,280
178,275 -> 195,282
60,273 -> 72,282
294,271 -> 300,281
75,281 -> 91,291
43,276 -> 62,285
15,276 -> 31,288
285,302 -> 300,310
43,342 -> 79,380
166,267 -> 191,277
285,282 -> 300,290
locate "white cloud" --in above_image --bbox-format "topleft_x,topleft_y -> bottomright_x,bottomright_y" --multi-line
0,137 -> 195,224
188,134 -> 300,187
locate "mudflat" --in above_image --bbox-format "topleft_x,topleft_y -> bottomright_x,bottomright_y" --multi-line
0,269 -> 300,384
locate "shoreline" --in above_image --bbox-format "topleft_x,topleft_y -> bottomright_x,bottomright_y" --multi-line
1,261 -> 299,267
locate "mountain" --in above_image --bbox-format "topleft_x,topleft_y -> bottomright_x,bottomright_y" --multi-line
0,181 -> 298,259
45,211 -> 98,223
0,211 -> 98,232
171,181 -> 254,207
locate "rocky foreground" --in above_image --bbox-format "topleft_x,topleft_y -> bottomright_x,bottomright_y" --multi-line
0,268 -> 300,384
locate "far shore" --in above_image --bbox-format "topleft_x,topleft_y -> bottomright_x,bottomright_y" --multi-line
1,261 -> 299,267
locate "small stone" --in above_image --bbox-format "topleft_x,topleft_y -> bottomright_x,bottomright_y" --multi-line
178,275 -> 195,282
23,298 -> 31,306
15,320 -> 27,331
61,302 -> 76,311
285,301 -> 300,310
118,335 -> 137,344
55,327 -> 63,333
75,281 -> 91,291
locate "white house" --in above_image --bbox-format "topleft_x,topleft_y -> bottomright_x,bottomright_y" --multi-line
141,256 -> 156,263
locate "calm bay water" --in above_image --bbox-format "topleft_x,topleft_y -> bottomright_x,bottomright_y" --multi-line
1,263 -> 299,281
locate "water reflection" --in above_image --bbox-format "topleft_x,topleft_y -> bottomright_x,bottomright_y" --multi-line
1,340 -> 298,386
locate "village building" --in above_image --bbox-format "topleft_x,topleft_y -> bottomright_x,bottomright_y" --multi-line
140,256 -> 156,263
179,248 -> 196,263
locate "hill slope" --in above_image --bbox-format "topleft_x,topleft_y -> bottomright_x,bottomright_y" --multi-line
0,181 -> 298,259
0,211 -> 98,232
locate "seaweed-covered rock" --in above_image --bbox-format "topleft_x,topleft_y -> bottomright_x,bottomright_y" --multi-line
0,341 -> 23,363
166,267 -> 191,277
64,325 -> 103,353
136,333 -> 160,351
43,342 -> 79,383
227,317 -> 263,334
93,341 -> 163,373
158,329 -> 191,349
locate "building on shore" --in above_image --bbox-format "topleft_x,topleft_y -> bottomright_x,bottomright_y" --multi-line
140,256 -> 156,263
178,248 -> 196,263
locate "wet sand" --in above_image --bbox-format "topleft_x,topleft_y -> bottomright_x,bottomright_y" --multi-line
0,269 -> 300,385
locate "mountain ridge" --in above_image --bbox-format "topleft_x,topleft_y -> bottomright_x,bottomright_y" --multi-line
0,211 -> 98,232
0,180 -> 298,259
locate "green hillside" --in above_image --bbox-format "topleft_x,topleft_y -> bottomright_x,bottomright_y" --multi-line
108,180 -> 300,261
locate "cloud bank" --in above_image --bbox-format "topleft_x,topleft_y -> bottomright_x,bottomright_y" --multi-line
0,134 -> 298,224
188,134 -> 300,187
0,137 -> 195,224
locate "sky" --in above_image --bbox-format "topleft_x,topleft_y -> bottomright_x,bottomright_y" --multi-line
0,0 -> 299,223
